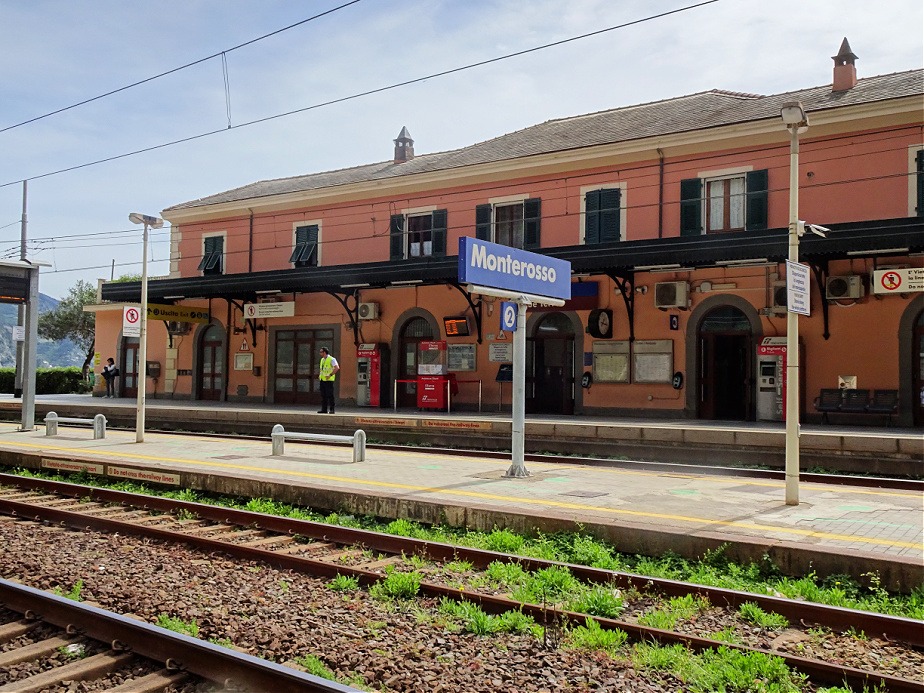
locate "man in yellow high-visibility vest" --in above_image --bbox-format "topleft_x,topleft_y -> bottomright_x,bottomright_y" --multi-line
318,347 -> 340,414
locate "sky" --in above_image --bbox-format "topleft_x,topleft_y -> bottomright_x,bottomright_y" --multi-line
0,0 -> 921,300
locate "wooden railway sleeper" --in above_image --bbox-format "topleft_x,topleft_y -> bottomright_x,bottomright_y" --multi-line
0,651 -> 135,693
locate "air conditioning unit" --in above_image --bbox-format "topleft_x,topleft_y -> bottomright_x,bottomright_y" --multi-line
166,321 -> 190,335
771,281 -> 788,313
826,275 -> 864,300
654,281 -> 689,309
358,302 -> 380,320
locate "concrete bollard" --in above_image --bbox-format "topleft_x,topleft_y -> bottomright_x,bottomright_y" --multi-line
271,424 -> 285,456
352,429 -> 366,464
93,414 -> 107,440
45,412 -> 58,437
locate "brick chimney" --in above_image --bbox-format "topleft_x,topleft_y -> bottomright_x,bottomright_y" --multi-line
832,37 -> 858,91
393,126 -> 414,163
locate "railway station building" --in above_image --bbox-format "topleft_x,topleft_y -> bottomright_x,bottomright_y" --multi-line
93,42 -> 924,427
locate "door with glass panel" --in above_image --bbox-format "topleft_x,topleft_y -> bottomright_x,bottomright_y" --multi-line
397,317 -> 433,409
198,324 -> 224,401
913,311 -> 924,426
119,338 -> 139,399
274,329 -> 332,405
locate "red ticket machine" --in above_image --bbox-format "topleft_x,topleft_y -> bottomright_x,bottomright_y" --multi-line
417,340 -> 448,410
356,343 -> 390,407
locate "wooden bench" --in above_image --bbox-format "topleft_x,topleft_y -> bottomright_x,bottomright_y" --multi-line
813,389 -> 899,426
44,412 -> 107,439
270,424 -> 366,463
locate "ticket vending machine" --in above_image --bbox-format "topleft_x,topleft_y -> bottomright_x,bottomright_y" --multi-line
417,340 -> 448,410
356,343 -> 390,407
756,337 -> 785,421
756,337 -> 804,421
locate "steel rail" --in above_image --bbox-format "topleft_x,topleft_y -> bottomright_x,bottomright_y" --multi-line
0,578 -> 357,693
0,489 -> 921,691
2,472 -> 920,647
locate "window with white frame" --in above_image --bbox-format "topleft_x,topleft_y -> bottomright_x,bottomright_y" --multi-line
389,209 -> 447,260
475,198 -> 541,249
705,174 -> 746,232
197,235 -> 224,275
290,224 -> 319,267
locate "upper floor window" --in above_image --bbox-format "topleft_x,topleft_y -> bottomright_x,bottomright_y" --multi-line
389,209 -> 447,260
290,224 -> 319,267
680,169 -> 768,236
583,187 -> 622,244
197,235 -> 224,275
475,198 -> 541,249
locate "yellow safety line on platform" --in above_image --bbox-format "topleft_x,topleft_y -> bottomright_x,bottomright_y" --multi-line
1,438 -> 920,552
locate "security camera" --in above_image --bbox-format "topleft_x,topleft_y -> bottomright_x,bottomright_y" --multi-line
806,223 -> 829,238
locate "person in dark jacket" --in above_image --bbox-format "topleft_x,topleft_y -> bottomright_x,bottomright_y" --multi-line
101,358 -> 118,398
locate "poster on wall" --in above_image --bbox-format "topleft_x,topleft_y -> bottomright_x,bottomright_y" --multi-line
448,344 -> 476,371
234,353 -> 254,371
632,340 -> 673,383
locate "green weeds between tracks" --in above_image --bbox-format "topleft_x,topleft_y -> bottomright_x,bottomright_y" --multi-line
155,614 -> 199,637
9,468 -> 924,619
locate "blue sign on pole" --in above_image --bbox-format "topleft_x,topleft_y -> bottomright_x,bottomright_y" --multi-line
500,301 -> 517,331
458,237 -> 571,301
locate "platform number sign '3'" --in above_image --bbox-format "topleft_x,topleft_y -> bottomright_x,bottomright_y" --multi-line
500,301 -> 518,331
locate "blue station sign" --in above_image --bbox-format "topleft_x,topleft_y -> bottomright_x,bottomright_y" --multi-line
458,237 -> 571,301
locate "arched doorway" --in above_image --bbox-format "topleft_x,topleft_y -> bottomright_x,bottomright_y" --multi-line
697,306 -> 753,420
913,310 -> 924,426
397,316 -> 434,408
198,324 -> 225,401
119,337 -> 139,399
527,312 -> 575,415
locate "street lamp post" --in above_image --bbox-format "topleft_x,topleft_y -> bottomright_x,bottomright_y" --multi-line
780,102 -> 808,506
128,213 -> 164,443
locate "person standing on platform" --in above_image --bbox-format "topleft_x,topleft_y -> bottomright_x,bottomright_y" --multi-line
318,347 -> 340,414
101,358 -> 119,398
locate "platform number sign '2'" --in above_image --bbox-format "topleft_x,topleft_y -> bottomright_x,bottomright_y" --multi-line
500,301 -> 518,331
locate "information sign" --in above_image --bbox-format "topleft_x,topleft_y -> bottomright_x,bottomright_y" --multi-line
11,325 -> 24,342
786,260 -> 810,316
489,342 -> 513,362
243,301 -> 295,319
500,301 -> 517,331
147,303 -> 210,323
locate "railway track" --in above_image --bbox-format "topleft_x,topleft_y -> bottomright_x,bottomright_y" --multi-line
0,473 -> 921,692
0,578 -> 357,692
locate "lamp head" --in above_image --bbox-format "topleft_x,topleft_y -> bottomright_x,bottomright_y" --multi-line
780,101 -> 809,131
129,212 -> 164,228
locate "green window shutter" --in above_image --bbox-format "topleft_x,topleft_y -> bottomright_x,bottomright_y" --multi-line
290,225 -> 318,265
523,198 -> 541,249
916,150 -> 924,217
199,236 -> 224,272
679,178 -> 702,236
390,214 -> 405,260
745,169 -> 769,230
584,189 -> 601,245
599,188 -> 621,243
431,209 -> 447,256
475,204 -> 492,241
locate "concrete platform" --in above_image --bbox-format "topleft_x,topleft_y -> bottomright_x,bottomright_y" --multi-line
0,395 -> 921,476
0,416 -> 920,592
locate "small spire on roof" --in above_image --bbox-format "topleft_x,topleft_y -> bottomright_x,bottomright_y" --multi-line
393,127 -> 415,163
832,37 -> 858,92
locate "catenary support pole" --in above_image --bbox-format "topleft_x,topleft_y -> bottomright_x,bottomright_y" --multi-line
785,124 -> 801,506
136,221 -> 149,443
14,181 -> 27,399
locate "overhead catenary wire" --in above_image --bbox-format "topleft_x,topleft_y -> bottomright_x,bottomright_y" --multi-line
0,0 -> 364,135
0,0 -> 720,190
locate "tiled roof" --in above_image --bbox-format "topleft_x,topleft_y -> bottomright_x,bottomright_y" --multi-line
166,69 -> 923,212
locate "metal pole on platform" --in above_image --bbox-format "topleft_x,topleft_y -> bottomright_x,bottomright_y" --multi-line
507,301 -> 529,477
129,213 -> 164,443
781,101 -> 808,506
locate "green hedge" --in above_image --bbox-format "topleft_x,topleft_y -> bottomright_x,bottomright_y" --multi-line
0,367 -> 91,395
